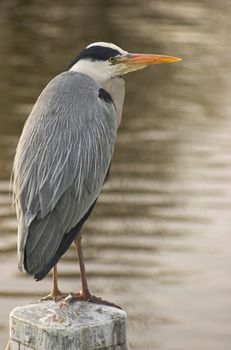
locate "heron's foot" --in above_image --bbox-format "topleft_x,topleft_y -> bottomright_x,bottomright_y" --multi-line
41,290 -> 68,302
65,291 -> 123,310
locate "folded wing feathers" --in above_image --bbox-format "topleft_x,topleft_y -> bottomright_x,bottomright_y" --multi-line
13,72 -> 117,274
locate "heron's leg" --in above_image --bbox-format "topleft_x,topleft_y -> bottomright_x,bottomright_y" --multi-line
65,235 -> 122,310
51,265 -> 61,296
74,235 -> 91,299
41,265 -> 67,301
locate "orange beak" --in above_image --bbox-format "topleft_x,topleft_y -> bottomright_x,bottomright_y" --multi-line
117,52 -> 182,65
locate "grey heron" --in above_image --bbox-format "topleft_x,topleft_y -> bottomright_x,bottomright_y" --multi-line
12,42 -> 181,306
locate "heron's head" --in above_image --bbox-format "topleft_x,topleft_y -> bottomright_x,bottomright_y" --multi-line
68,42 -> 181,83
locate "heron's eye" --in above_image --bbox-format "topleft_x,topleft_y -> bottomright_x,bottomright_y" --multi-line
109,56 -> 116,64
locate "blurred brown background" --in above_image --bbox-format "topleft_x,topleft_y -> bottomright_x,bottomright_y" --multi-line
0,1 -> 231,349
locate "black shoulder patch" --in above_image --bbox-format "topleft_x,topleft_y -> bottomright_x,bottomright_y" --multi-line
98,88 -> 114,104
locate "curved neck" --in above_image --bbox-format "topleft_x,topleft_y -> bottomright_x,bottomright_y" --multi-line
102,77 -> 125,127
70,60 -> 125,127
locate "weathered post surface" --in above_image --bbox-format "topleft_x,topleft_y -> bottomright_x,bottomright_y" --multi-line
8,300 -> 128,350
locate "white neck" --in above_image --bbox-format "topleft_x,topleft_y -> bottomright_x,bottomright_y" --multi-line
70,59 -> 125,127
70,59 -> 111,86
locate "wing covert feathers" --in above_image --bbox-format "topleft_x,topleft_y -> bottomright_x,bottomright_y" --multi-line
13,71 -> 117,276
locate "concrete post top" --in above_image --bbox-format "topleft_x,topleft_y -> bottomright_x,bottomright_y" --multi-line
9,301 -> 128,350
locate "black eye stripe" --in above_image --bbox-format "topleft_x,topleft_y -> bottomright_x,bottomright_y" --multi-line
67,46 -> 121,70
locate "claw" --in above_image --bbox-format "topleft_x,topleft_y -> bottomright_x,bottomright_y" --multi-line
64,292 -> 123,310
41,291 -> 68,302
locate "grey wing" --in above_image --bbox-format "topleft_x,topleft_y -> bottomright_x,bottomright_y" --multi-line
13,71 -> 117,275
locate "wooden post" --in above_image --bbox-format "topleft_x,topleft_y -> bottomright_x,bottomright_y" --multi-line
8,300 -> 129,350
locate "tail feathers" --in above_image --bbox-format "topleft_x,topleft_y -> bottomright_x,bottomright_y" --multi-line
34,222 -> 81,281
24,210 -> 64,275
17,213 -> 29,272
25,199 -> 97,281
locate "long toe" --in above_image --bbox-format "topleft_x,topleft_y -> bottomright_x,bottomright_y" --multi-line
88,295 -> 123,310
41,291 -> 68,302
64,292 -> 123,310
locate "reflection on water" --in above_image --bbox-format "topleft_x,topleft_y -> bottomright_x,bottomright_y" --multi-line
1,1 -> 231,349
